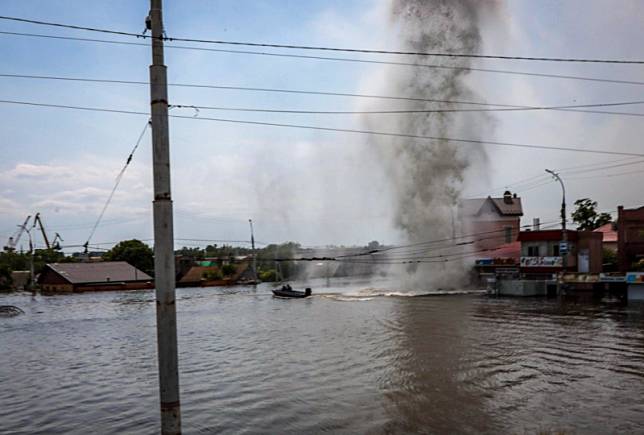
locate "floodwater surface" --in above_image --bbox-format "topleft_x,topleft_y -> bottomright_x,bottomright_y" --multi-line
1,279 -> 644,434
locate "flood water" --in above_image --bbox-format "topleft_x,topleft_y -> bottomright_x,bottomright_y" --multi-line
1,279 -> 644,434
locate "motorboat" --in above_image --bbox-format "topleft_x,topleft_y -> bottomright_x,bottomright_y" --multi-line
272,285 -> 312,298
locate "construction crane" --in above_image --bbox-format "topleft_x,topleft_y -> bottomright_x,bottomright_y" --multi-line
31,213 -> 52,250
52,233 -> 63,250
4,215 -> 31,252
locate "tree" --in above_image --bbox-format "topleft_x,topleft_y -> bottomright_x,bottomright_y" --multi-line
221,264 -> 236,277
571,198 -> 612,231
602,248 -> 617,271
103,239 -> 154,275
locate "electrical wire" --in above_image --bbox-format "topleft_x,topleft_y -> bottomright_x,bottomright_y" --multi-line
2,31 -> 644,87
4,72 -> 644,117
468,157 -> 644,199
169,101 -> 644,117
567,168 -> 644,180
2,98 -> 644,158
1,15 -> 643,64
84,121 -> 150,248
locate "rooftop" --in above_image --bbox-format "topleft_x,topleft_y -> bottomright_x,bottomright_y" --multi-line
45,261 -> 152,284
461,192 -> 523,217
593,222 -> 618,243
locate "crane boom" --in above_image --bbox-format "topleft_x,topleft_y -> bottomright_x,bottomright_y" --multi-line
4,215 -> 31,252
32,213 -> 51,250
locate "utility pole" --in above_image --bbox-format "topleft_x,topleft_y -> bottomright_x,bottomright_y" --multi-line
249,219 -> 257,282
25,227 -> 34,293
148,1 -> 181,434
546,169 -> 567,295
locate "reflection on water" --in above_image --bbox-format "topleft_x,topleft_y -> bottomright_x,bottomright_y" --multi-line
1,281 -> 643,434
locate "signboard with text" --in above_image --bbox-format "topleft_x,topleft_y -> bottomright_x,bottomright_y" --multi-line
520,256 -> 563,267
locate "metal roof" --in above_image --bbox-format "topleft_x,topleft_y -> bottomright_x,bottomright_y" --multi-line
461,196 -> 523,217
46,261 -> 152,284
593,223 -> 618,243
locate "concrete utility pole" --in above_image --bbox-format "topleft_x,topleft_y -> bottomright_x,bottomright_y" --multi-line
148,1 -> 181,433
249,219 -> 257,282
25,227 -> 34,293
546,169 -> 567,295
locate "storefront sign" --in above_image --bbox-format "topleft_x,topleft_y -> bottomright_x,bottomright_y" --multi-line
520,256 -> 563,267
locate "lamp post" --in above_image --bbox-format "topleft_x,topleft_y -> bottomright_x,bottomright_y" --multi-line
545,169 -> 567,295
248,219 -> 257,282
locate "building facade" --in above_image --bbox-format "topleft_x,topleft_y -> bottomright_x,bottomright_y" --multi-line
617,205 -> 644,272
460,191 -> 523,251
38,261 -> 153,293
518,229 -> 603,276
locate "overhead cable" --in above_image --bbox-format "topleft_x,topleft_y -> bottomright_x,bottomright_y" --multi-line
2,98 -> 644,158
84,121 -> 150,249
3,72 -> 644,117
1,15 -> 643,64
2,31 -> 644,86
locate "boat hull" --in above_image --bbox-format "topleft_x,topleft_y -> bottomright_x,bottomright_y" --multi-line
272,289 -> 310,298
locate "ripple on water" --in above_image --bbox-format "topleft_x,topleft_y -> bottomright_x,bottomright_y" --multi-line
1,286 -> 644,434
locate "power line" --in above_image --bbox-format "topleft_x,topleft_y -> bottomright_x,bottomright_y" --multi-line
4,72 -> 644,117
2,98 -> 644,158
84,121 -> 150,248
2,31 -> 644,87
1,15 -> 643,64
336,220 -> 560,259
468,157 -> 644,198
568,168 -> 644,180
170,101 -> 644,117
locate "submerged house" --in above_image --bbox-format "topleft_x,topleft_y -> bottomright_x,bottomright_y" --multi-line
38,261 -> 153,293
460,191 -> 524,251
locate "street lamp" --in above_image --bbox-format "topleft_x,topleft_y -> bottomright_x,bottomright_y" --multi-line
545,169 -> 567,294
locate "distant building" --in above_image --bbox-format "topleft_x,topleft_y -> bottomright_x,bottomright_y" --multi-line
594,222 -> 618,252
177,262 -> 254,287
10,271 -> 30,291
38,261 -> 153,293
518,229 -> 603,276
460,191 -> 523,251
617,205 -> 644,272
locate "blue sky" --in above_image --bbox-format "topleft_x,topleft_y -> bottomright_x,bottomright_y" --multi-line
1,1 -> 643,251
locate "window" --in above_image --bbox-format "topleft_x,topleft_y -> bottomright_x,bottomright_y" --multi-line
527,245 -> 540,257
504,226 -> 513,243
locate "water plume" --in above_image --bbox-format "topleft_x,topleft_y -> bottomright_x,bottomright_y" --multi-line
362,0 -> 502,290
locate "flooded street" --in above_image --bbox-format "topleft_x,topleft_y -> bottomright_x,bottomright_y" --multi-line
2,280 -> 644,434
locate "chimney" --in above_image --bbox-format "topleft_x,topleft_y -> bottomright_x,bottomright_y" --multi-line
503,190 -> 513,204
533,218 -> 540,231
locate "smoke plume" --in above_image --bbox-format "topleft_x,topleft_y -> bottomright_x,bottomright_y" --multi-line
362,0 -> 501,289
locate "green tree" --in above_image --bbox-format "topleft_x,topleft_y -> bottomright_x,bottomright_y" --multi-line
571,198 -> 612,231
221,263 -> 236,277
0,264 -> 12,291
602,248 -> 617,270
103,239 -> 154,275
202,269 -> 223,281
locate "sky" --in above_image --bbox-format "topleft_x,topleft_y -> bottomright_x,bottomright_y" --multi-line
0,0 -> 643,252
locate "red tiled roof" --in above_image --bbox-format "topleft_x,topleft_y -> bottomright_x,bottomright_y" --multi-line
594,222 -> 617,242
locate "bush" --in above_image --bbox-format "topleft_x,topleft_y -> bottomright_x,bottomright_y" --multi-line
221,264 -> 236,277
259,269 -> 278,282
202,269 -> 223,281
